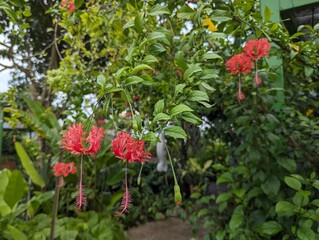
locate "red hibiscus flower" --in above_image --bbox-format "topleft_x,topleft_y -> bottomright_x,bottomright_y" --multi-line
244,38 -> 271,60
225,53 -> 253,75
111,132 -> 151,163
60,123 -> 105,156
53,162 -> 77,177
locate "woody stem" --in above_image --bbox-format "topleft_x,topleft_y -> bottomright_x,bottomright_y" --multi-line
49,177 -> 62,240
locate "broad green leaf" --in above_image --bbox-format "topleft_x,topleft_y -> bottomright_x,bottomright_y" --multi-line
197,209 -> 210,218
277,158 -> 296,172
297,220 -> 315,240
258,221 -> 283,236
201,82 -> 216,92
164,126 -> 187,139
263,6 -> 271,22
123,20 -> 134,29
184,64 -> 202,81
148,5 -> 170,16
97,75 -> 106,86
313,180 -> 319,190
284,176 -> 302,190
216,192 -> 232,203
23,10 -> 32,17
275,201 -> 298,216
181,112 -> 202,125
0,169 -> 11,216
293,191 -> 309,207
134,12 -> 144,33
177,5 -> 194,19
217,172 -> 233,184
210,9 -> 232,22
261,175 -> 280,196
7,225 -> 27,240
148,31 -> 166,40
188,90 -> 209,102
4,170 -> 27,209
142,55 -> 159,64
154,99 -> 164,113
170,104 -> 193,117
174,84 -> 186,97
126,76 -> 144,85
153,113 -> 171,122
174,51 -> 188,72
114,66 -> 131,79
131,64 -> 153,74
15,142 -> 45,188
229,205 -> 244,230
202,52 -> 222,60
74,0 -> 84,8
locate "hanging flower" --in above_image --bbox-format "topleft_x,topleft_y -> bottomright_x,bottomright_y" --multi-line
60,123 -> 105,156
53,162 -> 77,177
111,132 -> 151,163
243,38 -> 271,60
225,53 -> 253,75
85,126 -> 105,156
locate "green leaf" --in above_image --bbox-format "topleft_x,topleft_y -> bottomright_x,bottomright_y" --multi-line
126,76 -> 144,85
174,84 -> 186,97
134,12 -> 144,33
261,175 -> 280,196
277,158 -> 296,172
197,209 -> 210,218
258,221 -> 283,236
174,51 -> 188,72
142,55 -> 159,64
312,180 -> 319,190
74,0 -> 84,8
154,99 -> 164,113
201,82 -> 216,92
153,113 -> 171,122
263,6 -> 271,22
7,225 -> 27,240
131,64 -> 153,74
123,20 -> 134,29
188,90 -> 209,102
184,64 -> 202,81
114,66 -> 131,79
0,169 -> 11,216
202,52 -> 222,60
148,31 -> 166,40
181,112 -> 202,125
216,192 -> 232,203
97,75 -> 106,86
284,176 -> 302,190
297,220 -> 315,240
229,205 -> 244,230
217,172 -> 233,184
148,5 -> 170,16
210,9 -> 232,22
15,142 -> 45,188
4,170 -> 27,209
275,201 -> 298,216
23,10 -> 32,17
177,5 -> 194,19
170,104 -> 193,117
164,126 -> 187,139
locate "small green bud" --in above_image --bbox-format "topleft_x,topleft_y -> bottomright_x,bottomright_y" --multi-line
174,185 -> 182,206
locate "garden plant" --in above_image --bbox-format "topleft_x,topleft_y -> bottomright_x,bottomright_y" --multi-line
0,0 -> 318,239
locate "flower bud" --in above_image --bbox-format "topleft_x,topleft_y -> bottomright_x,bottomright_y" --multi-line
174,185 -> 182,206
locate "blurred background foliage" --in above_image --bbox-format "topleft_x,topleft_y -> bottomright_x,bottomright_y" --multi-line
0,0 -> 319,239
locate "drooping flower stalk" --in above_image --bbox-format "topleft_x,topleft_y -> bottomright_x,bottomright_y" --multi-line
164,142 -> 182,206
116,161 -> 131,215
75,155 -> 87,211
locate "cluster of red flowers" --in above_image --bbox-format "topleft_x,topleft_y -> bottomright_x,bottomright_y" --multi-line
60,123 -> 105,156
111,132 -> 151,163
53,162 -> 76,177
225,38 -> 271,101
